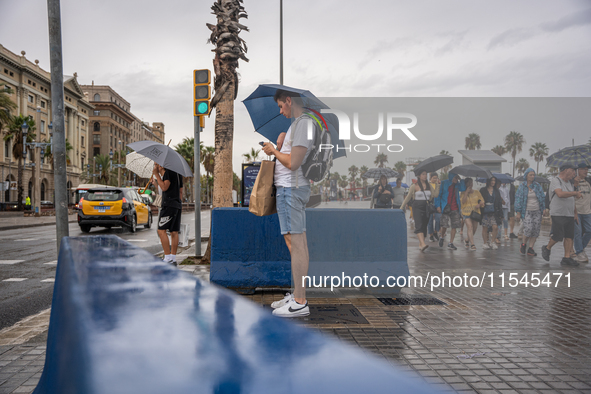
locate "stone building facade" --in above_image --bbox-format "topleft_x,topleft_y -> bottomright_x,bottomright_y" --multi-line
0,44 -> 93,205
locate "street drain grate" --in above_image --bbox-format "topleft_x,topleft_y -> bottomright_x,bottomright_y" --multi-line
264,304 -> 369,324
377,295 -> 446,306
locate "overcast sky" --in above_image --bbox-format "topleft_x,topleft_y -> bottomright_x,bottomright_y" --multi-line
1,0 -> 590,176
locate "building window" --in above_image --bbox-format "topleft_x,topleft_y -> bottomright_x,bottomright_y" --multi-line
81,158 -> 85,168
4,140 -> 10,158
40,100 -> 46,108
93,147 -> 100,156
93,134 -> 100,145
93,110 -> 100,116
41,120 -> 45,134
93,122 -> 100,131
81,120 -> 85,126
81,136 -> 84,146
94,93 -> 100,101
28,95 -> 34,103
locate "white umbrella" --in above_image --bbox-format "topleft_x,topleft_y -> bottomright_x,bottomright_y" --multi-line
127,141 -> 193,177
125,152 -> 154,179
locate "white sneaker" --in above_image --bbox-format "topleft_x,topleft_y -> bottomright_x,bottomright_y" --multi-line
576,252 -> 589,262
581,251 -> 589,262
482,243 -> 491,250
491,243 -> 498,250
271,292 -> 293,309
272,298 -> 310,317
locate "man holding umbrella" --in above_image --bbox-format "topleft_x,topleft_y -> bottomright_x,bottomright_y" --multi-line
151,163 -> 184,265
436,172 -> 466,250
262,90 -> 314,318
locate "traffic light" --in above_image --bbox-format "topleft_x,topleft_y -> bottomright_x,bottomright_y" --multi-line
194,69 -> 211,116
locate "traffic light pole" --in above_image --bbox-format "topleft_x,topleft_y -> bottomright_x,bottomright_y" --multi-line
194,116 -> 201,257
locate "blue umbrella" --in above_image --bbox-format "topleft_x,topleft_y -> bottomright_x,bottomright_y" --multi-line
242,84 -> 346,158
476,173 -> 515,184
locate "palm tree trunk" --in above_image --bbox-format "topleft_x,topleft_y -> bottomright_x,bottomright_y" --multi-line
17,157 -> 23,211
203,63 -> 236,263
512,152 -> 516,177
536,160 -> 539,174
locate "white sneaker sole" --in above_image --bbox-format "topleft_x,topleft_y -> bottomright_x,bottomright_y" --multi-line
273,307 -> 310,317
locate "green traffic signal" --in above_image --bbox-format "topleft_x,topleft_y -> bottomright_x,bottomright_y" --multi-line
195,100 -> 209,116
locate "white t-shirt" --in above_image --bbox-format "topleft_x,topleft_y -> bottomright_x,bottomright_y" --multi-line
499,184 -> 510,209
274,114 -> 314,188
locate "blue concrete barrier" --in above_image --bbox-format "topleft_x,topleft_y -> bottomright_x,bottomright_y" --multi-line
34,235 -> 435,394
210,208 -> 408,293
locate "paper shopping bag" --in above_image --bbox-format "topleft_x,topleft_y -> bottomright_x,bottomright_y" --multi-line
249,160 -> 277,216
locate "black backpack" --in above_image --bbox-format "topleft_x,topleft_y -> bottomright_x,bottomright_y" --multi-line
292,111 -> 333,182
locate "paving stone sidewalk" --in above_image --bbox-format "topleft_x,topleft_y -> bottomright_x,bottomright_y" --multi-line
1,223 -> 590,393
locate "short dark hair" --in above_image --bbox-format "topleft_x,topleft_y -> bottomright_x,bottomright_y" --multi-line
396,177 -> 402,183
429,172 -> 438,179
273,89 -> 301,103
464,177 -> 473,187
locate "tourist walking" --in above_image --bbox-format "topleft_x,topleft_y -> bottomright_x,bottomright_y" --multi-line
541,164 -> 582,266
460,178 -> 484,250
479,177 -> 503,250
514,168 -> 545,256
391,178 -> 406,209
373,175 -> 394,209
401,170 -> 439,252
499,181 -> 511,240
436,171 -> 466,250
427,173 -> 442,242
573,163 -> 591,262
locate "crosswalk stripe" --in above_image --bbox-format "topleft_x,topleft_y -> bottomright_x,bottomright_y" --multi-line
44,261 -> 58,265
3,278 -> 28,282
0,260 -> 25,265
41,278 -> 55,283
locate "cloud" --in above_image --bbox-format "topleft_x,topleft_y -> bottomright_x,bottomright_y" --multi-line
487,28 -> 537,50
540,7 -> 591,32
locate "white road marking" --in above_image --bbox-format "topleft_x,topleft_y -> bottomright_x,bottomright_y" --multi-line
44,260 -> 58,265
128,239 -> 147,242
41,278 -> 55,283
0,260 -> 25,265
3,278 -> 28,282
16,238 -> 40,241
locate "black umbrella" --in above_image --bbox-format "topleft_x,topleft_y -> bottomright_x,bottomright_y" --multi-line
362,168 -> 399,180
413,155 -> 453,175
449,164 -> 492,179
515,175 -> 550,184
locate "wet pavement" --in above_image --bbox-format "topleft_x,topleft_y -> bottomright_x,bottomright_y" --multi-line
1,208 -> 590,393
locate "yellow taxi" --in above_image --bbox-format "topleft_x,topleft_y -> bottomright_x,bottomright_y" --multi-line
77,187 -> 152,233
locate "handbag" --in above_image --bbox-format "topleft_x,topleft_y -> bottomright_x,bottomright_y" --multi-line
249,160 -> 277,216
418,181 -> 437,215
466,193 -> 481,222
153,194 -> 162,208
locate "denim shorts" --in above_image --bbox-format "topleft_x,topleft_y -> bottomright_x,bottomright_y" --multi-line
276,185 -> 311,235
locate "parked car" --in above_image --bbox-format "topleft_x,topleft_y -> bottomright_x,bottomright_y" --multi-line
77,187 -> 152,233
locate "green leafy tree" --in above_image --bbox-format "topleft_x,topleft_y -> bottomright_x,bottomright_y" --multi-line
94,154 -> 112,185
491,145 -> 506,157
242,147 -> 260,163
516,158 -> 529,175
0,84 -> 17,132
504,131 -> 526,177
348,165 -> 359,193
465,133 -> 481,150
529,142 -> 549,174
394,161 -> 406,177
374,153 -> 388,168
3,115 -> 36,210
359,165 -> 369,196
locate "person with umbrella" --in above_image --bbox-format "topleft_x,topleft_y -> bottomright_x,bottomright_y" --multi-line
460,178 -> 484,250
373,175 -> 394,209
150,163 -> 184,265
435,171 -> 466,250
427,173 -> 442,242
262,89 -> 314,317
401,170 -> 440,252
514,169 -> 546,257
541,164 -> 582,265
392,178 -> 406,209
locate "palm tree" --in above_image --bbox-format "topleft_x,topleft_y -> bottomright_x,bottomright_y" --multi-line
438,150 -> 453,174
175,137 -> 196,202
94,154 -> 112,185
374,153 -> 388,168
0,84 -> 17,132
516,158 -> 530,176
504,131 -> 525,177
529,142 -> 549,174
242,147 -> 260,163
207,0 -> 249,209
359,165 -> 369,197
465,133 -> 481,150
43,138 -> 73,168
394,161 -> 406,177
3,115 -> 36,210
348,165 -> 359,192
491,145 -> 506,157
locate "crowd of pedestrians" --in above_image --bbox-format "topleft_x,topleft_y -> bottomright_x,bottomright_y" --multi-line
402,164 -> 591,265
